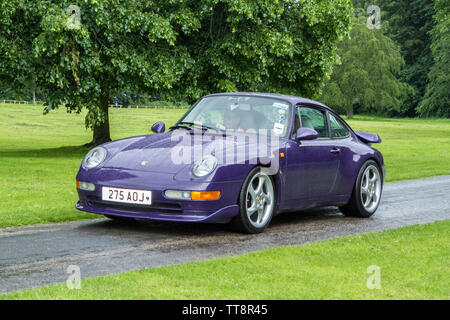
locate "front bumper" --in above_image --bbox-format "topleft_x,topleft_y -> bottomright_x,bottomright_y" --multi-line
75,200 -> 239,223
75,168 -> 241,223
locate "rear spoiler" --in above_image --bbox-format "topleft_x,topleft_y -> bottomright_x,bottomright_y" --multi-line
354,131 -> 382,144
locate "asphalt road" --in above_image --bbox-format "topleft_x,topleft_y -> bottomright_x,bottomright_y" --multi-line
1,175 -> 449,294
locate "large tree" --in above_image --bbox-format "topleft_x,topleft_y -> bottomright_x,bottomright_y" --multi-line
0,0 -> 352,145
351,0 -> 435,116
319,15 -> 413,117
417,0 -> 450,118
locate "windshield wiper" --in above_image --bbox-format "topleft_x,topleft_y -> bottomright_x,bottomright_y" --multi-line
171,122 -> 224,133
169,123 -> 194,131
197,123 -> 225,132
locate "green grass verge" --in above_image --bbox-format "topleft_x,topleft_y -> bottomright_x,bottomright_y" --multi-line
0,103 -> 449,228
2,220 -> 449,300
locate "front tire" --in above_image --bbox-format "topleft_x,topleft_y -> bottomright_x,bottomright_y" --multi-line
230,167 -> 276,234
339,160 -> 382,218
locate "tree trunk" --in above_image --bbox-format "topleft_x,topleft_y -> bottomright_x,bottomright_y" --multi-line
32,90 -> 36,105
90,93 -> 111,146
347,104 -> 354,119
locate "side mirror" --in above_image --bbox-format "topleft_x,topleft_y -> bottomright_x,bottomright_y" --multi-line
295,128 -> 318,141
151,121 -> 166,134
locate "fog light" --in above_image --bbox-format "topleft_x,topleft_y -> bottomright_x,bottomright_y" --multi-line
165,190 -> 192,200
76,180 -> 95,191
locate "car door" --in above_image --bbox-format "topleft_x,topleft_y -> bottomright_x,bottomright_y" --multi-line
284,105 -> 340,203
326,112 -> 354,197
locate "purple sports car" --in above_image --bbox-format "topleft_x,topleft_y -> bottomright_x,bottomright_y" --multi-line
76,93 -> 385,233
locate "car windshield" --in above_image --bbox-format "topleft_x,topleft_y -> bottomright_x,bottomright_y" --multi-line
177,95 -> 292,137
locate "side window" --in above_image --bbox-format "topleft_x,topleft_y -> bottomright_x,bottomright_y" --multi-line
329,113 -> 350,138
300,107 -> 329,138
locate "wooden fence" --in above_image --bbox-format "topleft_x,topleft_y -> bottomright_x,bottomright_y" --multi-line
1,99 -> 35,104
108,104 -> 188,109
1,100 -> 188,109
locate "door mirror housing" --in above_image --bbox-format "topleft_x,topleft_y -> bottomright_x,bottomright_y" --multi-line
151,121 -> 166,133
295,128 -> 319,141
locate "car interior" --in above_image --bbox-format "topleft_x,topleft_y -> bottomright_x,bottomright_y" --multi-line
293,106 -> 329,138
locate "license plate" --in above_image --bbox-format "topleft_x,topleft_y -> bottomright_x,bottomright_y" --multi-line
102,187 -> 152,205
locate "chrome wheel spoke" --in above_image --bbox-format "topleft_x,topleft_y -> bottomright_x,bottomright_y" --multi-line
248,186 -> 257,202
372,192 -> 378,204
247,205 -> 257,215
369,172 -> 377,183
364,171 -> 370,188
254,177 -> 264,194
257,208 -> 264,223
361,186 -> 370,195
364,194 -> 372,207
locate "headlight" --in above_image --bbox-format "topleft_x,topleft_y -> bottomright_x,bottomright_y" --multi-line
83,147 -> 107,169
192,155 -> 218,177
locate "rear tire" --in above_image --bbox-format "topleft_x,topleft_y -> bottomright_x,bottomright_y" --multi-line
230,167 -> 276,234
339,160 -> 382,218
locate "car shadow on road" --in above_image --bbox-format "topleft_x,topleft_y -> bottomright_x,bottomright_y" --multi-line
77,206 -> 347,238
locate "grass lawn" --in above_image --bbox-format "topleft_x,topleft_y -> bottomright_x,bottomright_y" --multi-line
0,104 -> 186,228
346,115 -> 450,182
0,103 -> 449,228
2,220 -> 449,300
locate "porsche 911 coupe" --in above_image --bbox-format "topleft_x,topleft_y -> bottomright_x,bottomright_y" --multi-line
76,92 -> 385,233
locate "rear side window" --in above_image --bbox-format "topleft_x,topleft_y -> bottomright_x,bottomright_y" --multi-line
329,113 -> 350,138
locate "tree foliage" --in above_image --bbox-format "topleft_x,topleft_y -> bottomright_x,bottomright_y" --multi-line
319,15 -> 412,117
0,0 -> 353,144
351,0 -> 436,116
418,0 -> 450,118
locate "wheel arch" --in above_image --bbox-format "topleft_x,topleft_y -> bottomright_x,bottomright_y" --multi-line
342,156 -> 383,205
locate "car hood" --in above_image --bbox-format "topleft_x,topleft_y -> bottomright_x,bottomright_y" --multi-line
101,130 -> 280,174
102,131 -> 188,174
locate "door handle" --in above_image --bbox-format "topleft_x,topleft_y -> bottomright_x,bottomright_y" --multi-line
330,148 -> 341,154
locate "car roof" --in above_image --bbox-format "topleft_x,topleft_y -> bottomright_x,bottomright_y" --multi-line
205,92 -> 333,112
